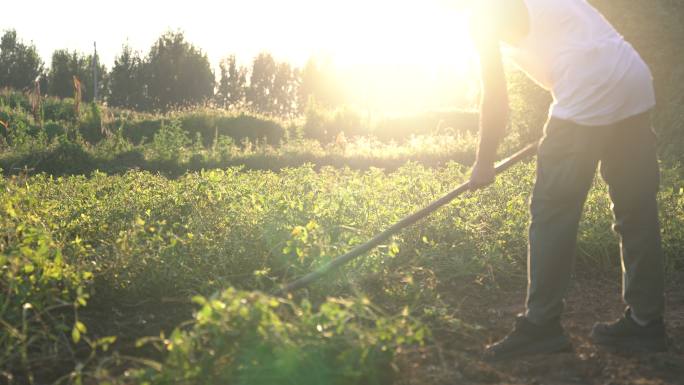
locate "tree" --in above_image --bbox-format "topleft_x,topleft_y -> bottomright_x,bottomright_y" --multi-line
0,30 -> 44,90
247,53 -> 277,114
47,49 -> 107,102
145,31 -> 215,110
272,62 -> 299,117
298,58 -> 345,112
245,53 -> 299,116
109,44 -> 148,109
216,55 -> 247,109
48,50 -> 80,99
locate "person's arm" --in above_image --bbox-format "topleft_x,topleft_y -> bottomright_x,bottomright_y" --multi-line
469,5 -> 509,189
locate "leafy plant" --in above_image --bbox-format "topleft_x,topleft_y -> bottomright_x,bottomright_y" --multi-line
133,289 -> 426,385
149,120 -> 190,161
0,191 -> 92,383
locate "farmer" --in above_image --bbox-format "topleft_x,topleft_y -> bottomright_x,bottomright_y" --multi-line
466,0 -> 666,360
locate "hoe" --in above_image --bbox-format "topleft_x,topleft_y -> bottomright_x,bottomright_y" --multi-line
276,141 -> 539,295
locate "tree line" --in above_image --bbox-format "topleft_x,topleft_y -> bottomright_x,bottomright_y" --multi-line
0,29 -> 344,116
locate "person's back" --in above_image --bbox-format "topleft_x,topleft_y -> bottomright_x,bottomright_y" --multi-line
506,0 -> 655,126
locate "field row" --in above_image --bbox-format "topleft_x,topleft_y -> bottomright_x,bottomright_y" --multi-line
2,163 -> 683,383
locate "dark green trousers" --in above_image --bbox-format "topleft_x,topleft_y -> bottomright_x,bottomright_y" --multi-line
525,111 -> 664,325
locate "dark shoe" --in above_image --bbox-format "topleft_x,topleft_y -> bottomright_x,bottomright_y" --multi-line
483,315 -> 572,362
590,308 -> 667,352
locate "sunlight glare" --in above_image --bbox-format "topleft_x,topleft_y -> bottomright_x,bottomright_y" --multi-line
9,0 -> 480,113
212,0 -> 480,112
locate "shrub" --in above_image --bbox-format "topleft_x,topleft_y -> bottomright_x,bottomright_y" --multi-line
34,136 -> 96,175
180,111 -> 217,146
149,120 -> 191,161
0,191 -> 92,381
0,88 -> 31,111
506,70 -> 551,145
214,113 -> 286,145
0,103 -> 37,140
122,117 -> 163,144
78,102 -> 107,143
44,121 -> 67,139
303,104 -> 365,142
133,289 -> 426,385
42,96 -> 77,122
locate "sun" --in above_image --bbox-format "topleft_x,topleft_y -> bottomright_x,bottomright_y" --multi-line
204,0 -> 481,112
304,0 -> 480,112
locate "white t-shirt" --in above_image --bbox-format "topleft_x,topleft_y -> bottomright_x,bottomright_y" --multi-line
505,0 -> 655,126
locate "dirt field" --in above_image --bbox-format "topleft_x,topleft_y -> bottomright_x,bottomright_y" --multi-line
401,274 -> 684,385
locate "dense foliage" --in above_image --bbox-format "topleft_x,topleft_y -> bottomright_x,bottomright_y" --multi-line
592,0 -> 684,161
144,32 -> 215,110
0,89 -> 484,177
0,28 -> 343,114
47,49 -> 107,103
136,289 -> 425,385
0,30 -> 44,91
1,161 -> 683,383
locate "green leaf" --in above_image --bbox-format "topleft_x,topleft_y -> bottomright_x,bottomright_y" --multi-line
72,326 -> 81,343
389,243 -> 400,257
76,321 -> 87,333
197,306 -> 213,323
5,202 -> 17,218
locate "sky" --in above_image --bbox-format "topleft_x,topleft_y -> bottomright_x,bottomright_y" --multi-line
2,0 -> 480,113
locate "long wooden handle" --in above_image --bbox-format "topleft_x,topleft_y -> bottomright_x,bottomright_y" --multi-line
275,142 -> 539,295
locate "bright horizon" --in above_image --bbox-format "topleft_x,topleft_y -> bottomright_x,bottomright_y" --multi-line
3,0 -> 479,113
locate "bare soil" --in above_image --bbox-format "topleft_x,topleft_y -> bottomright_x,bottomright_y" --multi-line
400,274 -> 684,385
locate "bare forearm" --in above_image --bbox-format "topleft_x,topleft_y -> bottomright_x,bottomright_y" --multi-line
468,0 -> 510,189
477,95 -> 508,164
470,0 -> 509,165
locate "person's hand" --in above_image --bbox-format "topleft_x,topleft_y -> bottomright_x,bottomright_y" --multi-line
469,160 -> 496,190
